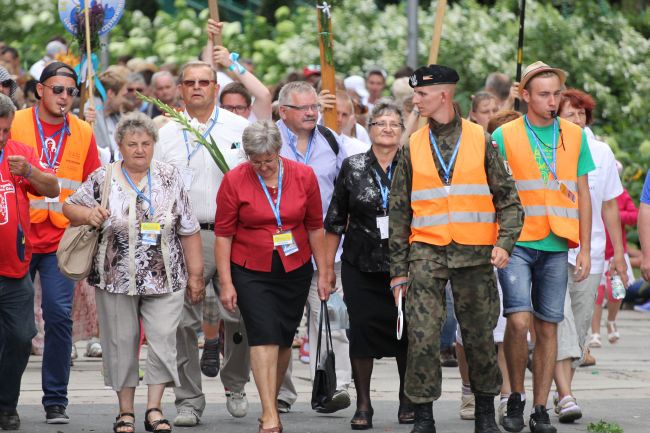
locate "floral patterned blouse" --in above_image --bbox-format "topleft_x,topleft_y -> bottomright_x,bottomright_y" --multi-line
66,160 -> 200,296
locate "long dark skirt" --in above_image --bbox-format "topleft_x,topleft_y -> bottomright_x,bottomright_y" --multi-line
342,260 -> 408,358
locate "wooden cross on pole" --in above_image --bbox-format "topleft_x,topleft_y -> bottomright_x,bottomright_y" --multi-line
317,1 -> 338,133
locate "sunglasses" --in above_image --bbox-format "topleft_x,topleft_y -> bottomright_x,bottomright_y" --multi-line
43,83 -> 80,97
181,79 -> 215,88
1,79 -> 14,88
126,87 -> 145,93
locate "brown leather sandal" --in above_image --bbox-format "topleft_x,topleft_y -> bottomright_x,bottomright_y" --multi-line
113,412 -> 135,433
258,418 -> 283,433
144,408 -> 171,433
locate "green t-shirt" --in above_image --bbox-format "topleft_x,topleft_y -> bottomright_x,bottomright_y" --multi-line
492,117 -> 595,252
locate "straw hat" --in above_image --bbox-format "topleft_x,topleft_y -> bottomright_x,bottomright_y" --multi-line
519,61 -> 567,95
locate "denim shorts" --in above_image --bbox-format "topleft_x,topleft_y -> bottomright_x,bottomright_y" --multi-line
497,245 -> 568,323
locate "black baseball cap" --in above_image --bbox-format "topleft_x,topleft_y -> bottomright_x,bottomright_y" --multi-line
37,62 -> 79,100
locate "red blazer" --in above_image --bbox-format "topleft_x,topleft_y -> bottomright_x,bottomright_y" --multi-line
215,157 -> 323,272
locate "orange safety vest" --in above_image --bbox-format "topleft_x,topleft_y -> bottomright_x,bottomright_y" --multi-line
10,107 -> 93,229
409,119 -> 497,246
500,117 -> 581,247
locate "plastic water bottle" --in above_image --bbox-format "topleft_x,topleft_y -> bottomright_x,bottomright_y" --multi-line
611,275 -> 626,300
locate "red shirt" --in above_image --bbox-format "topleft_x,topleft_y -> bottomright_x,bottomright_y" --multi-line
605,188 -> 638,259
27,109 -> 101,253
0,139 -> 54,278
215,157 -> 323,272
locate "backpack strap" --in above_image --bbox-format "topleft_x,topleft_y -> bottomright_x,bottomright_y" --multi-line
316,125 -> 339,156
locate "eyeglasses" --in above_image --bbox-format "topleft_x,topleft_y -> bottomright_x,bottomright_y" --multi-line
248,156 -> 278,167
283,104 -> 320,112
43,83 -> 80,97
181,79 -> 215,88
126,87 -> 145,93
222,105 -> 249,114
369,121 -> 403,130
1,79 -> 13,88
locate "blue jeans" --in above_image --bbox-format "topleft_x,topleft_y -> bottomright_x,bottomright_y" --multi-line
30,253 -> 75,408
497,246 -> 568,323
0,273 -> 37,411
440,284 -> 457,350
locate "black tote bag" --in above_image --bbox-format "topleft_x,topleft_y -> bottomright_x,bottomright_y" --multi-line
311,300 -> 337,411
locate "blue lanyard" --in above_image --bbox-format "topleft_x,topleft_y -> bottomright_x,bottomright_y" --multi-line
257,158 -> 284,230
122,166 -> 154,218
524,115 -> 558,180
288,131 -> 314,164
429,130 -> 461,185
182,110 -> 218,165
373,164 -> 393,211
35,105 -> 69,169
0,149 -> 4,165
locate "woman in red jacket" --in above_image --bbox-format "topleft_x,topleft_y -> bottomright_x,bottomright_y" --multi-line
215,120 -> 330,433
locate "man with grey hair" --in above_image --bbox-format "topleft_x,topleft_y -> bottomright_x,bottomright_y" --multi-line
0,92 -> 60,430
277,80 -> 352,413
124,72 -> 148,113
155,60 -> 254,427
147,70 -> 179,118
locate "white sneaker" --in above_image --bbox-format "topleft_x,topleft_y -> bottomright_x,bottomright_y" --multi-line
226,391 -> 248,418
173,408 -> 200,426
497,399 -> 507,425
459,394 -> 475,420
556,395 -> 582,423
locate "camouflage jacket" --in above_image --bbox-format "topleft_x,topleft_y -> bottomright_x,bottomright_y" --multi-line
389,111 -> 524,277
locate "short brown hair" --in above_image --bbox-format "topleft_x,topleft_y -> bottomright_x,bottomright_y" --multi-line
487,110 -> 521,134
219,82 -> 252,107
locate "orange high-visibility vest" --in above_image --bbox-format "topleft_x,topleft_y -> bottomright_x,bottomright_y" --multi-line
409,119 -> 497,246
500,117 -> 581,247
10,107 -> 93,229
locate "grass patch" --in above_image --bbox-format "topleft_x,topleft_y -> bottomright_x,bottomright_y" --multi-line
587,420 -> 624,433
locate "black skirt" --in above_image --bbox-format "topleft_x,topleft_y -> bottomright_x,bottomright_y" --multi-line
342,260 -> 408,358
231,251 -> 313,347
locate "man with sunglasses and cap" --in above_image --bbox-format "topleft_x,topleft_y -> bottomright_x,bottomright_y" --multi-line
9,61 -> 101,424
491,61 -> 594,433
389,64 -> 523,433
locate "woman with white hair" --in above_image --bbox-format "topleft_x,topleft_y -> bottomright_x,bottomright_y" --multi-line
63,112 -> 204,433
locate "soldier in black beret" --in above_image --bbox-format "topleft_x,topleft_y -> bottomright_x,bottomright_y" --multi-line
389,65 -> 524,433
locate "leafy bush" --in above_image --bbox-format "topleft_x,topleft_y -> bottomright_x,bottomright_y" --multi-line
1,0 -> 648,202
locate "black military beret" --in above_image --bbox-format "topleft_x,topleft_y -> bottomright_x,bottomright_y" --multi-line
409,64 -> 459,88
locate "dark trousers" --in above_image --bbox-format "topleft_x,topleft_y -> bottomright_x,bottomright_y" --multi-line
30,253 -> 75,408
405,262 -> 501,403
0,273 -> 37,411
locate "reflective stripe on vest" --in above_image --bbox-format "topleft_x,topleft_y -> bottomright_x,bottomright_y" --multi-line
10,107 -> 94,229
501,117 -> 582,246
409,119 -> 497,246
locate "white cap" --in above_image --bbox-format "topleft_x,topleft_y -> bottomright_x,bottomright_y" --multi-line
344,75 -> 369,105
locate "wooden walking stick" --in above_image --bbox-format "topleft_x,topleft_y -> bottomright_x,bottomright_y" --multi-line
208,0 -> 222,46
317,1 -> 338,133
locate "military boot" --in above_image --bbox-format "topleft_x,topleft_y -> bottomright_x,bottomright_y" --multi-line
410,403 -> 436,433
475,394 -> 502,433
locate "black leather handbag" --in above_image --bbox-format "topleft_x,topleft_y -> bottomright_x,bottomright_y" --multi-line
311,300 -> 337,411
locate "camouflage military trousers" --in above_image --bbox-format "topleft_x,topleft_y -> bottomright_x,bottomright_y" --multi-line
405,262 -> 501,403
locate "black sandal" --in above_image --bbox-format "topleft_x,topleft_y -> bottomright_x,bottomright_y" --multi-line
113,412 -> 135,433
398,402 -> 415,424
350,408 -> 373,430
144,408 -> 172,433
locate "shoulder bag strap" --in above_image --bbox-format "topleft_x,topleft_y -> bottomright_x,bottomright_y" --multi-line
100,162 -> 113,208
315,300 -> 325,365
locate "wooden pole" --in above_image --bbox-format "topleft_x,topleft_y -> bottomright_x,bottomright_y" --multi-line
317,3 -> 338,133
78,1 -> 95,124
208,0 -> 222,46
427,0 -> 447,64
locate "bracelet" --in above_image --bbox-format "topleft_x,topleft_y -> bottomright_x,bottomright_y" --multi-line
25,164 -> 32,179
390,281 -> 408,291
